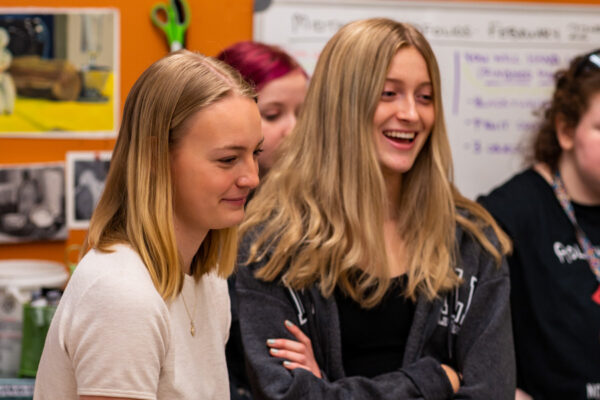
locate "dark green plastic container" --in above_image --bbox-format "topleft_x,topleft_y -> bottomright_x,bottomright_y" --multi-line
18,305 -> 56,378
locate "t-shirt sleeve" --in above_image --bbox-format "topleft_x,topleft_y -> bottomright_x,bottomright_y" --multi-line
63,272 -> 170,399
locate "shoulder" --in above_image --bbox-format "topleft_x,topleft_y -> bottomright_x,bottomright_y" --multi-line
238,223 -> 267,260
478,168 -> 548,211
454,213 -> 509,281
67,244 -> 167,316
234,232 -> 292,304
56,246 -> 171,364
75,244 -> 150,278
237,222 -> 280,277
477,168 -> 550,234
201,271 -> 228,289
479,169 -> 538,204
199,272 -> 229,305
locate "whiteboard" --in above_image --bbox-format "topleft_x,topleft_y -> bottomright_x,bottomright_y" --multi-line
254,0 -> 600,198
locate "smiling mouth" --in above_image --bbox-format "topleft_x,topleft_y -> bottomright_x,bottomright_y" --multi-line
383,130 -> 416,144
222,196 -> 247,204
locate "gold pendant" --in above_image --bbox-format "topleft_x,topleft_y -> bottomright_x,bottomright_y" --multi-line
190,321 -> 196,337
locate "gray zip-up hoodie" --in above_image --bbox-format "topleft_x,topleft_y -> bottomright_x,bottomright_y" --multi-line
235,218 -> 515,400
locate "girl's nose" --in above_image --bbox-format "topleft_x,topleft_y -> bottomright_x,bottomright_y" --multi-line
282,113 -> 297,138
395,97 -> 419,122
237,157 -> 260,189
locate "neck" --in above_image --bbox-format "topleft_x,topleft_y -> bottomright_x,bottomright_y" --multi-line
383,171 -> 402,220
173,220 -> 208,275
558,155 -> 600,206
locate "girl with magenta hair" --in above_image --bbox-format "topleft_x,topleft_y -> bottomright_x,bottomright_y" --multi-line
218,41 -> 308,400
218,41 -> 308,177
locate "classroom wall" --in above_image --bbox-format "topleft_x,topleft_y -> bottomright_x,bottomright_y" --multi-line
0,0 -> 253,265
0,0 -> 598,267
254,0 -> 600,199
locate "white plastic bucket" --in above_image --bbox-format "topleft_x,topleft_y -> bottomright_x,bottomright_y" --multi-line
0,260 -> 68,377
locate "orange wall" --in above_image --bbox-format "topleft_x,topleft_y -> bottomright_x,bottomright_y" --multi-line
470,0 -> 599,2
1,0 -> 599,266
0,0 -> 253,264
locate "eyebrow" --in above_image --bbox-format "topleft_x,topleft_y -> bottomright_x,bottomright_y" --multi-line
259,101 -> 285,108
215,137 -> 264,151
384,78 -> 432,86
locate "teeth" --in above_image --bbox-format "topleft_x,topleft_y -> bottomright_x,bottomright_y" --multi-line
384,131 -> 415,140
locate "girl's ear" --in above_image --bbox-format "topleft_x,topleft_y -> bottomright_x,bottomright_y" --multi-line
555,114 -> 575,152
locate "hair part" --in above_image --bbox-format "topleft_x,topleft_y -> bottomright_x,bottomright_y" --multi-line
530,49 -> 600,171
240,18 -> 510,308
217,40 -> 307,91
84,50 -> 256,300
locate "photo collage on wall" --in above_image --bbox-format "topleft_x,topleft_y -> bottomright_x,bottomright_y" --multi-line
0,151 -> 112,244
0,7 -> 119,244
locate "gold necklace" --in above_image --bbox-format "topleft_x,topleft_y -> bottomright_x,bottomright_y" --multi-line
181,287 -> 197,337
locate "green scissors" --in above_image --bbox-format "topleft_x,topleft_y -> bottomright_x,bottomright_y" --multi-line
150,0 -> 191,52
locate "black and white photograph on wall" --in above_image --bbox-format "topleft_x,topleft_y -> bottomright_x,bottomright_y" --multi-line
0,163 -> 66,243
66,151 -> 111,229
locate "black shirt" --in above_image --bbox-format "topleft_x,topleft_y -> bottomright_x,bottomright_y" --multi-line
334,276 -> 415,378
479,168 -> 600,400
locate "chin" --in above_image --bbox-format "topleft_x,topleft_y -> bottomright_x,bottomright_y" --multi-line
213,213 -> 246,230
381,161 -> 416,175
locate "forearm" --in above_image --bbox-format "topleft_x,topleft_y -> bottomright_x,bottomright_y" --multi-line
237,287 -> 453,400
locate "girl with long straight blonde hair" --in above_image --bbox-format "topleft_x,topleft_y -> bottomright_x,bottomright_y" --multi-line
34,50 -> 264,400
235,18 -> 514,399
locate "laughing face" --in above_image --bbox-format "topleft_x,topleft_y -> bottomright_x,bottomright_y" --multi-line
373,46 -> 435,178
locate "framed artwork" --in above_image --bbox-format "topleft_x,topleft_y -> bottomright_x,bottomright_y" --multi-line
0,8 -> 119,138
66,151 -> 111,229
0,163 -> 66,243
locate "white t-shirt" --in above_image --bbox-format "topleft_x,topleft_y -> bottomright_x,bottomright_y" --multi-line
34,244 -> 231,400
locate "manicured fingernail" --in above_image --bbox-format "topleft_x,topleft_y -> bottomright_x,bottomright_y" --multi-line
284,320 -> 294,327
283,361 -> 292,366
267,339 -> 276,345
270,348 -> 279,354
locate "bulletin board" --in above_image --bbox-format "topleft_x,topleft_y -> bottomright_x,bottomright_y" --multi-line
254,0 -> 600,199
0,0 -> 253,264
1,0 -> 598,264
